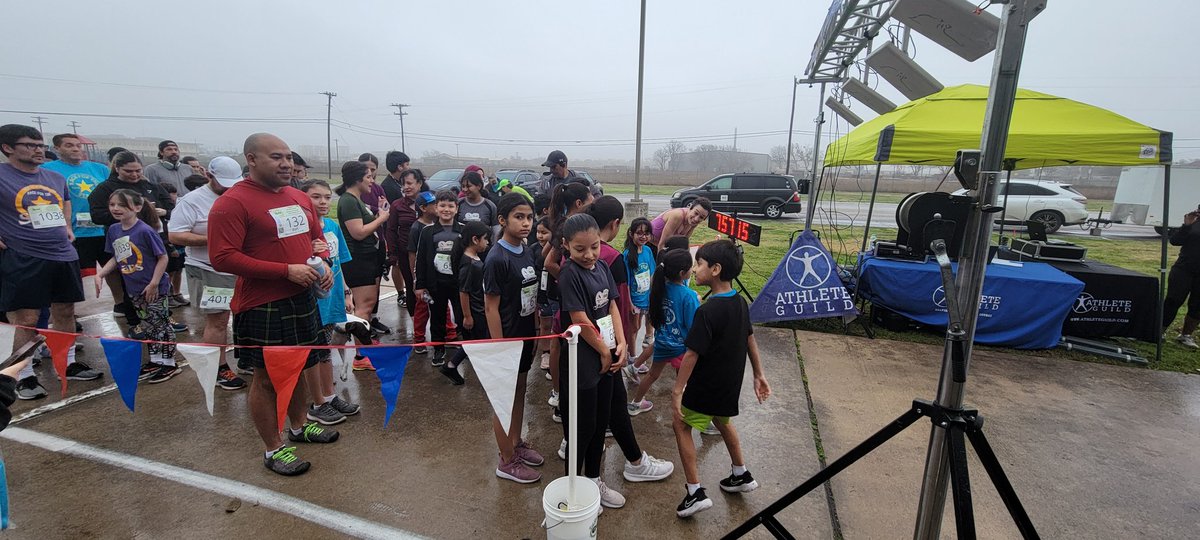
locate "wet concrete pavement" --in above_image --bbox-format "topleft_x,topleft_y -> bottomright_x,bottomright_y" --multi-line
3,281 -> 1198,538
1,286 -> 830,538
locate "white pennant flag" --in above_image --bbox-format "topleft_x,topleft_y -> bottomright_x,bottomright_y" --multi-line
463,340 -> 524,436
176,344 -> 223,416
0,323 -> 15,358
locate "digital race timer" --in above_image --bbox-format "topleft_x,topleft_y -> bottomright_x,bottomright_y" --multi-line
707,210 -> 762,246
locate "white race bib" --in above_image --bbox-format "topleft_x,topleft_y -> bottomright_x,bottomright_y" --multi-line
113,236 -> 133,262
323,232 -> 340,262
434,253 -> 453,275
199,286 -> 234,311
596,315 -> 617,350
28,204 -> 66,229
75,212 -> 95,228
268,205 -> 308,239
634,270 -> 651,293
520,283 -> 537,317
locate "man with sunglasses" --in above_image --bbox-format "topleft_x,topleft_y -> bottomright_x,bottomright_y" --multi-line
0,125 -> 98,400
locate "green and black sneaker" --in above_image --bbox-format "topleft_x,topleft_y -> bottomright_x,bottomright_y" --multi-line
264,446 -> 310,476
287,422 -> 340,444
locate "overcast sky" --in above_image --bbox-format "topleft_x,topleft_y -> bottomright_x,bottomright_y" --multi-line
1,0 -> 1197,164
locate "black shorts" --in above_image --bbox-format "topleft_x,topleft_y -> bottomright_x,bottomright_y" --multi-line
0,250 -> 84,312
342,250 -> 383,288
519,339 -> 536,373
73,236 -> 111,270
233,291 -> 325,371
166,250 -> 186,273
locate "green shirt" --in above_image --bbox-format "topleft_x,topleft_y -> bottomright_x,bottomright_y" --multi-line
509,185 -> 533,202
337,193 -> 379,255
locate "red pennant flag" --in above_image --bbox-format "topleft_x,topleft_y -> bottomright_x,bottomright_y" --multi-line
39,330 -> 76,397
262,347 -> 309,431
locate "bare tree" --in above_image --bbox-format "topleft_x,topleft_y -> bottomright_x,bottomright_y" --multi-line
653,140 -> 688,170
772,144 -> 814,176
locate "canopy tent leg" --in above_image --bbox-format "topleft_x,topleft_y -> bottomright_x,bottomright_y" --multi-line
805,165 -> 829,231
997,168 -> 1014,242
860,163 -> 884,253
1157,164 -> 1171,364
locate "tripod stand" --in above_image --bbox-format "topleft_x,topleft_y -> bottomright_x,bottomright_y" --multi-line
723,239 -> 1039,540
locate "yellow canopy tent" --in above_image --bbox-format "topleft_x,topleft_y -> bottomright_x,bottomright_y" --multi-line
824,84 -> 1172,168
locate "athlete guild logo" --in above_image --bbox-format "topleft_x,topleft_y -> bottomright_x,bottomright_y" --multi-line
1073,293 -> 1095,314
932,286 -> 947,308
785,245 -> 831,289
1071,292 -> 1132,315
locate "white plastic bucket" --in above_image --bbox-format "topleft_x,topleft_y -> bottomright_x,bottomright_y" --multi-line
541,476 -> 601,539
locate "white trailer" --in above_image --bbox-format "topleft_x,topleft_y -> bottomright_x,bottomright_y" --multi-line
1111,167 -> 1200,229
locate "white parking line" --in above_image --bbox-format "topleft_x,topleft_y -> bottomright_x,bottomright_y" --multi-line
1,427 -> 425,540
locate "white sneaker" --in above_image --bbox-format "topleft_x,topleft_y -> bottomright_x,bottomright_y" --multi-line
594,478 -> 626,508
547,390 -> 559,408
702,421 -> 721,436
622,363 -> 640,384
540,351 -> 550,370
636,363 -> 650,375
623,451 -> 675,482
1177,334 -> 1199,349
558,438 -> 568,460
627,399 -> 653,416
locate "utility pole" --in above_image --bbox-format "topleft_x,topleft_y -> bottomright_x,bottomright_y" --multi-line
391,103 -> 410,153
320,91 -> 336,179
67,121 -> 81,134
785,77 -> 799,174
30,116 -> 46,133
626,0 -> 650,219
333,138 -> 340,163
733,127 -> 738,152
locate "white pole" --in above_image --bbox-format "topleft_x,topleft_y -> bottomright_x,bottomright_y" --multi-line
564,325 -> 582,508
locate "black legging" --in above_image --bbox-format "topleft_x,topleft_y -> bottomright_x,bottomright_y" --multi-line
429,277 -> 462,345
1163,263 -> 1200,328
559,370 -> 642,478
447,309 -> 486,368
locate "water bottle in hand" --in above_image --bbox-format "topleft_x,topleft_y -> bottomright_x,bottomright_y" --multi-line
307,256 -> 330,299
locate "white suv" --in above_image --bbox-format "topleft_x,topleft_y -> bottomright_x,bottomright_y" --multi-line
953,179 -> 1088,233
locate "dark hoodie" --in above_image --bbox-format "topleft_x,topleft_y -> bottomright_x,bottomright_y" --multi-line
88,176 -> 173,227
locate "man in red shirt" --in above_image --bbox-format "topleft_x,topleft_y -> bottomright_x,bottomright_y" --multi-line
209,133 -> 337,476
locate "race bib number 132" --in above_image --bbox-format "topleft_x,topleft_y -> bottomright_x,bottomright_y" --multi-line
269,205 -> 308,239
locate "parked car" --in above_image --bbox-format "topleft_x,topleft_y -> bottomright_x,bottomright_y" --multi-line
952,179 -> 1088,233
573,170 -> 604,195
670,173 -> 805,218
495,169 -> 542,194
427,168 -> 464,193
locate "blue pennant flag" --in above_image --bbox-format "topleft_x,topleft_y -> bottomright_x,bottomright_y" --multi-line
749,230 -> 858,323
1,454 -> 9,529
101,338 -> 144,412
368,346 -> 413,427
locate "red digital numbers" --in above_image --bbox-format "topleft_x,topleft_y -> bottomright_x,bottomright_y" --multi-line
706,210 -> 761,246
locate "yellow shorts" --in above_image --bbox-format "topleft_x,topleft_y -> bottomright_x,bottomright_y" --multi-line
681,406 -> 732,431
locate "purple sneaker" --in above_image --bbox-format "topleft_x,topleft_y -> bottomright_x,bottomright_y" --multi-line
514,441 -> 545,467
496,454 -> 542,484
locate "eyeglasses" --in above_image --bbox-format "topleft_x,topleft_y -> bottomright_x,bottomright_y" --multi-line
634,230 -> 652,237
13,142 -> 49,150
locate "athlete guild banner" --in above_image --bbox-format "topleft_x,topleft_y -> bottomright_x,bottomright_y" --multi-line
750,230 -> 857,323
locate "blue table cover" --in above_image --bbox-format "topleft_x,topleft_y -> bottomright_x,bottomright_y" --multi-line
858,256 -> 1084,349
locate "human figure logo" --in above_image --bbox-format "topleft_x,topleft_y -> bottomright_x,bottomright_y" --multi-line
932,286 -> 947,308
786,245 -> 831,289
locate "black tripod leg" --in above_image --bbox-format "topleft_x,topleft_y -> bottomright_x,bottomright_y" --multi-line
964,428 -> 1041,540
947,426 -> 977,540
723,407 -> 925,539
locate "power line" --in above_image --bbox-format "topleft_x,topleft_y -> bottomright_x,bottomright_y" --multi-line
0,109 -> 322,124
0,73 -> 311,96
67,121 -> 80,134
30,115 -> 46,132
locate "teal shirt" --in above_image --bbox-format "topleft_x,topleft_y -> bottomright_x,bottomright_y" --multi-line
41,160 -> 110,238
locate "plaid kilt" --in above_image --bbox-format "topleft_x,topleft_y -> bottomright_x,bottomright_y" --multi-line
233,291 -> 326,370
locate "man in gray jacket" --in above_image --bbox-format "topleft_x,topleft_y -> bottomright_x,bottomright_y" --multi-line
144,140 -> 192,195
537,149 -> 600,197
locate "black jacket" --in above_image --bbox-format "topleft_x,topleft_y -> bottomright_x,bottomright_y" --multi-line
414,221 -> 464,293
88,177 -> 173,228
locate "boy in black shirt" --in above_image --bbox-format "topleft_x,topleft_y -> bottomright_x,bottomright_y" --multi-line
672,239 -> 771,518
414,191 -> 463,366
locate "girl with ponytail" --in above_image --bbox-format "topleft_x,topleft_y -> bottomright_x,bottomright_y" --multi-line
627,247 -> 698,415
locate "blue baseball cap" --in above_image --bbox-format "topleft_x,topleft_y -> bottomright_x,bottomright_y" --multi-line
416,191 -> 436,207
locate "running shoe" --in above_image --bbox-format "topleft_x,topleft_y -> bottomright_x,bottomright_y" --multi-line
74,321 -> 83,332
627,399 -> 653,416
235,357 -> 255,376
514,441 -> 544,467
702,421 -> 721,436
352,356 -> 375,371
66,361 -> 103,381
330,395 -> 360,416
146,364 -> 181,384
168,294 -> 190,308
605,428 -> 613,438
396,292 -> 406,307
544,370 -> 552,381
539,351 -> 550,370
370,317 -> 392,335
217,367 -> 246,390
287,422 -> 340,443
623,452 -> 675,482
676,487 -> 713,518
15,376 -> 47,400
264,446 -> 310,476
622,363 -> 640,384
439,363 -> 465,385
547,390 -> 559,408
557,439 -> 567,460
138,362 -> 160,381
413,345 -> 428,354
636,363 -> 650,375
307,402 -> 347,425
112,304 -> 127,318
719,470 -> 760,493
495,454 -> 541,484
431,347 -> 446,367
595,479 -> 625,508
552,409 -> 562,423
1177,334 -> 1198,349
170,320 -> 189,333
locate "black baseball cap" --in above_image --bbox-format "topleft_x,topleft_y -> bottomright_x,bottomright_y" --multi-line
541,150 -> 567,167
291,152 -> 312,168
